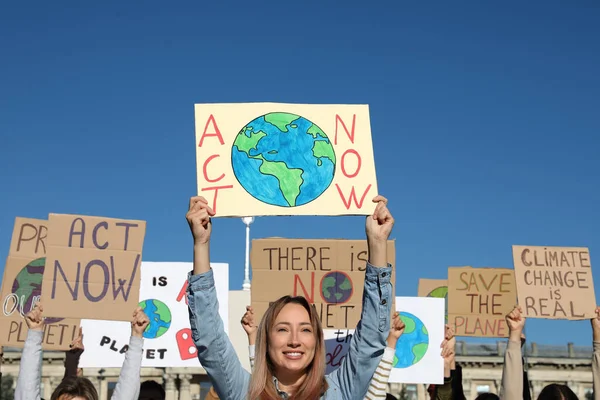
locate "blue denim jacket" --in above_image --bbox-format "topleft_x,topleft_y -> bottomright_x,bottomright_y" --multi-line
187,262 -> 393,400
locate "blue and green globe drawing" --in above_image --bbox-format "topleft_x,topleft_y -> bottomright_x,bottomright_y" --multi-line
231,112 -> 336,207
139,299 -> 172,339
427,286 -> 448,323
11,257 -> 62,324
321,272 -> 353,304
393,312 -> 429,368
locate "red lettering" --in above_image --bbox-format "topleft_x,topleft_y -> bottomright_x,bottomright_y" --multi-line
293,272 -> 315,303
198,114 -> 225,147
176,328 -> 197,360
201,185 -> 234,213
176,281 -> 188,305
340,149 -> 362,178
335,184 -> 372,209
202,154 -> 225,183
334,114 -> 356,145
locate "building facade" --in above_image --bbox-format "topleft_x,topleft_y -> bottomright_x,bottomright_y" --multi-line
1,340 -> 595,400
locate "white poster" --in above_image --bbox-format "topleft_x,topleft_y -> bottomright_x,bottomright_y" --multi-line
79,262 -> 229,368
323,297 -> 445,384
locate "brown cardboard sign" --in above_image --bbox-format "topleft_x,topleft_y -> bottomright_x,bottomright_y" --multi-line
512,245 -> 595,320
0,217 -> 80,350
250,238 -> 395,329
418,279 -> 448,321
448,267 -> 516,337
40,214 -> 146,321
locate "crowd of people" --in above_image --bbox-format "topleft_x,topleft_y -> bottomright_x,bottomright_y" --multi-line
1,194 -> 598,399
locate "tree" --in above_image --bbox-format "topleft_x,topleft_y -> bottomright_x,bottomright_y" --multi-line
585,391 -> 593,400
1,374 -> 16,400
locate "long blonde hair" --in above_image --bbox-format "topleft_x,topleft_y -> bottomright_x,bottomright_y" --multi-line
247,296 -> 328,400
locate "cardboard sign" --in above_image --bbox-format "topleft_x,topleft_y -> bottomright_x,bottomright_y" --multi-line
250,238 -> 395,329
323,296 -> 445,385
79,262 -> 229,368
0,218 -> 80,350
512,245 -> 596,320
448,267 -> 516,337
418,279 -> 448,322
195,103 -> 379,217
40,214 -> 146,321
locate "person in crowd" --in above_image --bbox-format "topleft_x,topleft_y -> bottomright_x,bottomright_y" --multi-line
138,380 -> 166,400
427,325 -> 460,400
15,302 -> 149,400
501,305 -> 600,400
185,194 -> 395,399
242,307 -> 406,399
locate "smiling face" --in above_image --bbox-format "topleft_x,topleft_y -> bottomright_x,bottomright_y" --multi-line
267,303 -> 317,378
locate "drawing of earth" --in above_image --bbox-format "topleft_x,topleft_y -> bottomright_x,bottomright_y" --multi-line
427,286 -> 448,322
393,312 -> 429,368
231,112 -> 336,207
321,272 -> 353,304
11,257 -> 63,324
139,299 -> 172,339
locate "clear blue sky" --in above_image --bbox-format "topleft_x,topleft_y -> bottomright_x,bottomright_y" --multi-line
1,1 -> 598,346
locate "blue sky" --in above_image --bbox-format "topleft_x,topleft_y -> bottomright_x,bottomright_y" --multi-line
1,1 -> 598,346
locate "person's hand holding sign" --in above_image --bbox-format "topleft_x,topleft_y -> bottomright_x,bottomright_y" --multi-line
365,195 -> 394,267
506,305 -> 526,343
187,196 -> 216,275
131,307 -> 150,338
25,302 -> 44,332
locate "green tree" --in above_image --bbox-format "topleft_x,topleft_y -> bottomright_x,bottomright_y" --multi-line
585,391 -> 593,400
398,385 -> 409,400
1,374 -> 16,400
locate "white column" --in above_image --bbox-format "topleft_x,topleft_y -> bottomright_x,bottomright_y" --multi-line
416,383 -> 426,400
42,377 -> 52,399
165,373 -> 177,400
178,374 -> 192,400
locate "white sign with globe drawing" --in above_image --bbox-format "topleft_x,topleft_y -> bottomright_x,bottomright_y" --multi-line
195,103 -> 379,217
323,296 -> 446,384
79,262 -> 229,368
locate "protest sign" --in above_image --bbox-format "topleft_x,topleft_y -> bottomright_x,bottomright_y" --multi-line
418,279 -> 448,321
251,238 -> 395,329
195,103 -> 379,217
40,214 -> 146,321
323,296 -> 445,384
512,245 -> 595,320
448,267 -> 516,337
79,262 -> 229,367
0,217 -> 80,350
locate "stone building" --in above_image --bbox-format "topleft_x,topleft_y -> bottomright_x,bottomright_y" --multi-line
1,291 -> 595,399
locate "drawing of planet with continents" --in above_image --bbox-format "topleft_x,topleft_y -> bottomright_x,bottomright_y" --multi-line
428,286 -> 448,322
139,299 -> 172,339
393,312 -> 429,368
321,271 -> 353,304
11,258 -> 62,324
231,112 -> 336,207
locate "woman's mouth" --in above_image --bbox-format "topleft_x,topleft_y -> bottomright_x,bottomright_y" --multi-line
283,351 -> 303,360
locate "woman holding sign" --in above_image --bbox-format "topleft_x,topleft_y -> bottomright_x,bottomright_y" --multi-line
185,195 -> 394,400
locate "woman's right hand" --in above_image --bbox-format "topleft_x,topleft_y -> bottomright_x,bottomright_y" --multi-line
506,305 -> 526,342
186,196 -> 215,245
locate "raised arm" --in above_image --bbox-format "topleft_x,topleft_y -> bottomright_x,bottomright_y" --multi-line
15,303 -> 44,400
241,305 -> 258,370
63,327 -> 84,381
186,196 -> 250,399
110,307 -> 148,400
591,307 -> 600,400
434,325 -> 456,400
330,195 -> 394,399
500,306 -> 525,400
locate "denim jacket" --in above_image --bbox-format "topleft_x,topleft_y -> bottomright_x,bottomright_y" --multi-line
186,262 -> 393,400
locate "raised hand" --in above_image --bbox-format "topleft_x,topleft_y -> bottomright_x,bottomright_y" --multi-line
386,312 -> 405,348
440,324 -> 456,349
506,305 -> 526,342
365,196 -> 394,243
591,306 -> 600,342
186,196 -> 215,245
241,306 -> 258,345
131,307 -> 150,338
69,327 -> 85,353
25,302 -> 44,332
